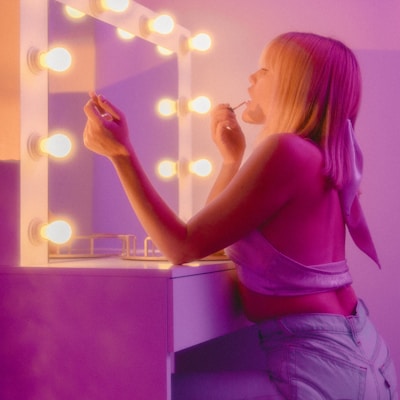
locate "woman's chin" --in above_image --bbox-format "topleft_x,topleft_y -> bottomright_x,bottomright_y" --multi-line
241,109 -> 265,125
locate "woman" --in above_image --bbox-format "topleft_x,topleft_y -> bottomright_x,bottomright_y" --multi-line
83,32 -> 397,399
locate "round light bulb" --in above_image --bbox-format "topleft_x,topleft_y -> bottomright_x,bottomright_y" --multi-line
39,47 -> 72,72
157,98 -> 177,117
101,0 -> 129,12
117,28 -> 135,40
64,6 -> 86,19
189,33 -> 212,52
40,220 -> 72,245
188,96 -> 211,114
157,46 -> 174,56
157,160 -> 177,179
149,15 -> 175,35
40,133 -> 72,159
189,159 -> 212,177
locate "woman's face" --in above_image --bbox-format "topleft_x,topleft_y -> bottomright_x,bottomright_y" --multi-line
242,46 -> 276,125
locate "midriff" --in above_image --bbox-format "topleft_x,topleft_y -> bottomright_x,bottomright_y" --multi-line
238,282 -> 358,322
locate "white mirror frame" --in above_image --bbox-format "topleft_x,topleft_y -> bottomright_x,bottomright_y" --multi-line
20,0 -> 193,265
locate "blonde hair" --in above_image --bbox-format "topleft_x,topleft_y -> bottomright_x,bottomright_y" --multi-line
264,32 -> 362,188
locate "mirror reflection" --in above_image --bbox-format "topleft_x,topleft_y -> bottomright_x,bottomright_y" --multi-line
48,0 -> 178,258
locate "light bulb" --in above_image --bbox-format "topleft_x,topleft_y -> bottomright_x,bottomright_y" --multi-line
117,28 -> 135,40
148,14 -> 175,35
188,96 -> 211,114
100,0 -> 129,12
189,33 -> 212,52
40,133 -> 72,159
29,219 -> 73,245
157,46 -> 174,56
28,133 -> 72,159
157,160 -> 177,179
64,6 -> 86,19
40,47 -> 72,72
189,159 -> 213,177
157,98 -> 177,117
41,220 -> 72,245
34,47 -> 72,72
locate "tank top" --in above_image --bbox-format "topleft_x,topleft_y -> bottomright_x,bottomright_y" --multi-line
225,230 -> 353,296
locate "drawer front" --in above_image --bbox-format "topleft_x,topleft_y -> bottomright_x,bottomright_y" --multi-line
170,268 -> 250,352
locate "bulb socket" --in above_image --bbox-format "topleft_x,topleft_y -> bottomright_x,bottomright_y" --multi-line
27,47 -> 42,74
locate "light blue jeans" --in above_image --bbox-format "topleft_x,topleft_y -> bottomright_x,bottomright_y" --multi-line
172,300 -> 398,399
258,299 -> 398,399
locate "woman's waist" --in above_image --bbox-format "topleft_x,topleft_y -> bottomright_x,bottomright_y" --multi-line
239,283 -> 358,322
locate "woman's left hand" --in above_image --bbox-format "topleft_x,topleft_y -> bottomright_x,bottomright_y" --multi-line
83,93 -> 132,158
210,104 -> 246,164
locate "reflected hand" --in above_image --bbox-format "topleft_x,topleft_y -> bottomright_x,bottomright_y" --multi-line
83,93 -> 132,158
210,104 -> 246,164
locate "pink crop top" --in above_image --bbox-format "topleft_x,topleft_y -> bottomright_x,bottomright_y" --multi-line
225,230 -> 353,296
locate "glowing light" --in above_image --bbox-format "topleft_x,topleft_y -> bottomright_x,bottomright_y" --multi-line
117,28 -> 135,40
157,98 -> 177,117
28,133 -> 73,160
157,160 -> 177,179
100,0 -> 129,12
189,33 -> 212,52
41,220 -> 73,245
158,262 -> 173,270
38,47 -> 72,72
40,133 -> 72,159
149,14 -> 175,35
189,159 -> 213,177
64,6 -> 86,19
157,46 -> 174,56
188,96 -> 211,114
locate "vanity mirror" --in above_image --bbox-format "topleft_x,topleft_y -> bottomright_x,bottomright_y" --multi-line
48,0 -> 179,258
19,0 -> 210,264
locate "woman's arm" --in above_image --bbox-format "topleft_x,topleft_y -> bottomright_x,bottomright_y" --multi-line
83,95 -> 303,265
206,161 -> 242,204
206,104 -> 246,204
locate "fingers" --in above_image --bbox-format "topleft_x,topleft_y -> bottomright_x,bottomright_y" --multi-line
219,107 -> 239,131
211,103 -> 238,131
97,94 -> 122,121
85,92 -> 122,121
83,98 -> 103,124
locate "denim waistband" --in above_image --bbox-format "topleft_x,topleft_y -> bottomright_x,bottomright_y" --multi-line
257,299 -> 369,344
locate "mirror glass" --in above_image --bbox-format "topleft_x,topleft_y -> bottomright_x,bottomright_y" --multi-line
48,1 -> 178,258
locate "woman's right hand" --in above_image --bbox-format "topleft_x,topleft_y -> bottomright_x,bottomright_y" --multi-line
210,104 -> 246,164
83,93 -> 132,159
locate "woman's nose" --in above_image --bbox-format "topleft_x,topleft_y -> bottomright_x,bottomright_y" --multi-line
249,72 -> 256,83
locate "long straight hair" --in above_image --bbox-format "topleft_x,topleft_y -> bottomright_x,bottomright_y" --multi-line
264,32 -> 362,189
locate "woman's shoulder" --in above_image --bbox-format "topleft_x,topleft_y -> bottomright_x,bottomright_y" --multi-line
258,132 -> 323,171
239,132 -> 324,203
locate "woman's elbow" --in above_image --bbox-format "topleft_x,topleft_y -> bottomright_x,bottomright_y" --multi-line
163,247 -> 199,266
166,253 -> 190,266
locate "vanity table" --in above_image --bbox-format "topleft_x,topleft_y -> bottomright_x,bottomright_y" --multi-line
0,259 -> 250,400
